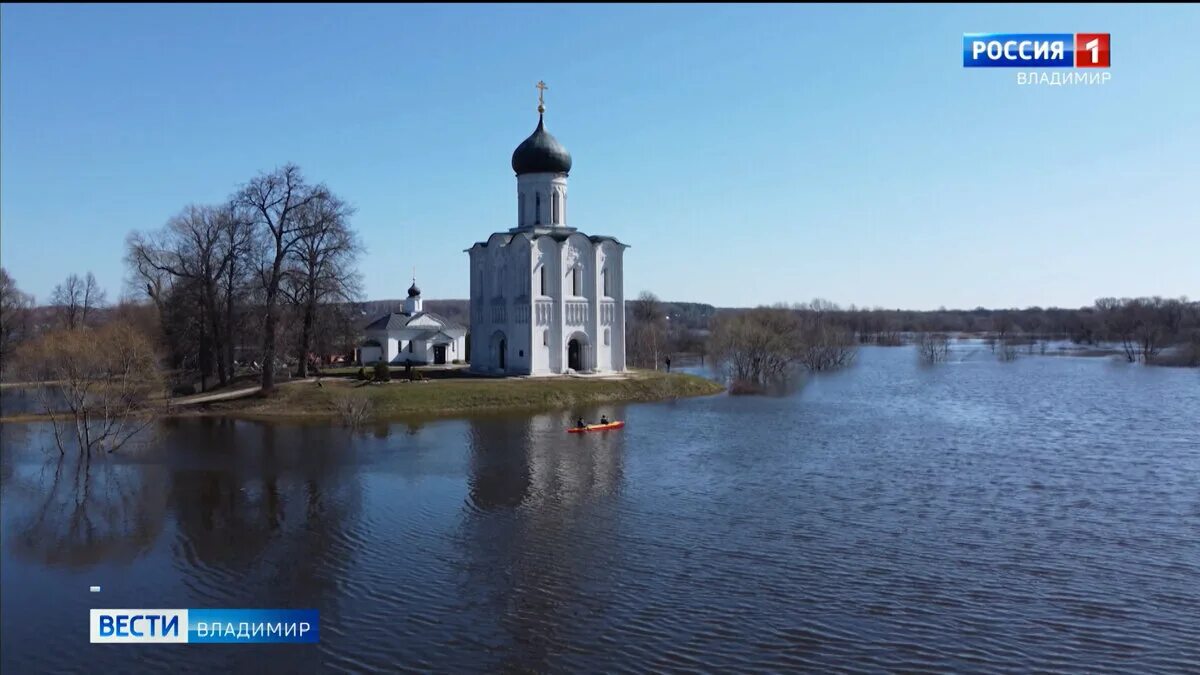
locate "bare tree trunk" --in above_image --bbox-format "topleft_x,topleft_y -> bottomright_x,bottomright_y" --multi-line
224,288 -> 237,384
201,277 -> 227,388
262,299 -> 278,392
198,305 -> 210,393
297,296 -> 316,379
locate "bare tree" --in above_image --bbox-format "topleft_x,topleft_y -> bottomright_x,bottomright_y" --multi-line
998,338 -> 1020,362
709,307 -> 801,392
51,274 -> 84,329
281,193 -> 361,377
627,291 -> 667,369
235,164 -> 329,393
220,204 -> 258,380
127,205 -> 243,390
1132,297 -> 1170,361
794,301 -> 857,371
1096,297 -> 1142,362
0,267 -> 35,375
49,272 -> 106,330
991,311 -> 1015,344
81,272 -> 106,327
916,332 -> 951,364
14,322 -> 164,457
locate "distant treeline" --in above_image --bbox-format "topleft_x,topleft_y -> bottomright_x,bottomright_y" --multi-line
5,255 -> 1198,395
628,296 -> 1200,368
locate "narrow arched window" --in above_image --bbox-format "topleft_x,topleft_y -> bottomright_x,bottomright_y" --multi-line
602,267 -> 610,297
604,328 -> 610,346
538,265 -> 546,295
518,193 -> 525,227
572,267 -> 581,296
543,329 -> 549,346
535,192 -> 541,225
552,191 -> 561,224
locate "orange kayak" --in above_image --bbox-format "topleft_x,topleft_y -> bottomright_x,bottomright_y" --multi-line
567,421 -> 625,433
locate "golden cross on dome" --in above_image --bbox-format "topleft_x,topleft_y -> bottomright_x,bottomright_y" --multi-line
536,80 -> 548,113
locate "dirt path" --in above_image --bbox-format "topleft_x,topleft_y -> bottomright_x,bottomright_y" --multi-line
168,377 -> 326,407
170,386 -> 262,406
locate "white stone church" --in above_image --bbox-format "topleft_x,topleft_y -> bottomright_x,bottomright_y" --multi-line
466,89 -> 627,375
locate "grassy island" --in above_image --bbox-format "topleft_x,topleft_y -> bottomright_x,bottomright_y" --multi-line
196,369 -> 725,422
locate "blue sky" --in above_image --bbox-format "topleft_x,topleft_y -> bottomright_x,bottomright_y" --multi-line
2,4 -> 1197,310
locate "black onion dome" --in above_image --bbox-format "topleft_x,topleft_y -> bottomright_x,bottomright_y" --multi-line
511,114 -> 572,175
407,281 -> 421,298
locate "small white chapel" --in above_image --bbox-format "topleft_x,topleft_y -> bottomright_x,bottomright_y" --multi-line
358,280 -> 467,366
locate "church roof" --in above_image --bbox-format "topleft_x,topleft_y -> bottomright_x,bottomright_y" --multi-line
467,232 -> 627,250
408,329 -> 465,343
511,114 -> 572,176
363,311 -> 465,334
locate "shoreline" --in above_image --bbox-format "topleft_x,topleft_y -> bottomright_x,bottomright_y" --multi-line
0,370 -> 726,425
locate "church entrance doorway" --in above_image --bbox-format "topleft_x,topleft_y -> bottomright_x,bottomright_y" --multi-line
489,330 -> 507,372
433,345 -> 446,365
568,339 -> 582,371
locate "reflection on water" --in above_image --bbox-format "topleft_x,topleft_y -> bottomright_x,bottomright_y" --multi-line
2,347 -> 1200,673
0,385 -> 69,417
5,442 -> 167,569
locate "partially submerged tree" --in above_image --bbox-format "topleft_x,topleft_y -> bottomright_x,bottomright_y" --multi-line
794,301 -> 858,371
916,332 -> 951,364
14,322 -> 164,457
708,306 -> 803,391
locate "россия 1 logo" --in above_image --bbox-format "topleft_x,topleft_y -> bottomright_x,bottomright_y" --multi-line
963,33 -> 1110,68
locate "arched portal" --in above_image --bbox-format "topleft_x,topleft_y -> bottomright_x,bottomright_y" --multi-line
566,331 -> 590,372
490,330 -> 508,372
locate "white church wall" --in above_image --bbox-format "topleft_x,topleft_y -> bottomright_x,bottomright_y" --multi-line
506,238 -> 533,374
532,236 -> 558,374
467,248 -> 487,371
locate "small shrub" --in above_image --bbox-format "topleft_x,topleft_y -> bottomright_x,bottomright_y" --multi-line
916,332 -> 951,364
357,367 -> 368,381
331,390 -> 372,427
373,361 -> 391,382
999,340 -> 1020,362
409,369 -> 424,382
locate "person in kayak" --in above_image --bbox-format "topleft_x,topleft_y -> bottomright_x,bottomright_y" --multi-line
576,417 -> 588,429
599,414 -> 609,425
